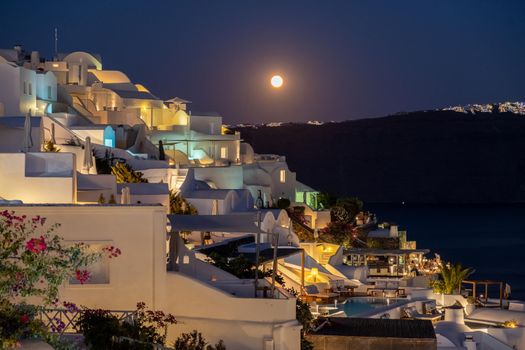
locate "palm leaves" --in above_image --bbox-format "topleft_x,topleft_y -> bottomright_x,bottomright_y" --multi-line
439,263 -> 474,294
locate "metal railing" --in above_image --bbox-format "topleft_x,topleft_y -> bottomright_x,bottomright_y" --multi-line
38,308 -> 136,335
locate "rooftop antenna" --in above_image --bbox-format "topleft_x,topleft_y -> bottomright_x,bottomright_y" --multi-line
54,28 -> 58,60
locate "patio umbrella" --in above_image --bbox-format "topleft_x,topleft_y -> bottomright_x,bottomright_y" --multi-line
83,137 -> 93,173
158,140 -> 166,160
22,109 -> 33,152
120,186 -> 131,204
50,123 -> 56,144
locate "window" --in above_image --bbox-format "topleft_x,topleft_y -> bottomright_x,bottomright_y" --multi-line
69,243 -> 110,285
220,146 -> 227,159
279,169 -> 286,183
23,82 -> 27,94
28,83 -> 32,96
47,86 -> 52,100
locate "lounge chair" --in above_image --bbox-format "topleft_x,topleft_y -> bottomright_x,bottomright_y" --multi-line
329,280 -> 353,296
303,284 -> 339,303
309,302 -> 320,318
476,298 -> 501,308
402,306 -> 442,323
367,280 -> 403,297
367,281 -> 387,296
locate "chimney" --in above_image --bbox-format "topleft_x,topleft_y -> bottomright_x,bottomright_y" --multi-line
389,225 -> 399,238
30,51 -> 40,69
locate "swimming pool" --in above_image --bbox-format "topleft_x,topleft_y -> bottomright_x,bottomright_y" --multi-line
330,297 -> 403,317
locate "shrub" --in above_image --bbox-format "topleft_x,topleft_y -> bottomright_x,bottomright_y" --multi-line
207,253 -> 284,285
277,198 -> 291,209
0,301 -> 47,349
76,302 -> 176,350
174,330 -> 225,350
286,288 -> 314,350
43,140 -> 60,152
95,149 -> 114,175
169,191 -> 198,215
76,308 -> 121,349
111,162 -> 148,183
98,193 -> 106,204
429,262 -> 474,294
0,211 -> 102,304
0,211 -> 110,346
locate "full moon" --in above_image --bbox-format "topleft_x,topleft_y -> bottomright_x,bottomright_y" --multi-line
271,75 -> 284,88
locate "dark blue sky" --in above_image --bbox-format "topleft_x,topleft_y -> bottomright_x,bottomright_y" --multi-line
2,1 -> 525,123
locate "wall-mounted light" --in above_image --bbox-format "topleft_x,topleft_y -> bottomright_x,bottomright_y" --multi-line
310,267 -> 318,282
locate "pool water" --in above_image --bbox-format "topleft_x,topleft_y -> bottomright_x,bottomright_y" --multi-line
337,297 -> 401,317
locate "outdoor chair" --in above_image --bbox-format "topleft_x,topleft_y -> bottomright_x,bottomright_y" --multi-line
476,298 -> 501,308
303,284 -> 339,303
329,280 -> 351,295
367,280 -> 403,297
402,306 -> 442,323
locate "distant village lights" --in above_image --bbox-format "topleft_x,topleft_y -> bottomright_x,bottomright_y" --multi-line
270,75 -> 283,88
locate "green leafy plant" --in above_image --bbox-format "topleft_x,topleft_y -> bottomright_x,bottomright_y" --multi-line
277,198 -> 291,209
317,192 -> 337,209
329,197 -> 363,224
95,149 -> 114,175
111,162 -> 148,183
286,288 -> 314,350
0,211 -> 102,304
0,301 -> 47,349
207,253 -> 284,286
0,211 -> 108,346
98,193 -> 106,204
76,308 -> 121,349
319,222 -> 354,246
432,262 -> 474,294
43,140 -> 60,152
173,330 -> 225,350
76,302 -> 177,350
169,191 -> 198,215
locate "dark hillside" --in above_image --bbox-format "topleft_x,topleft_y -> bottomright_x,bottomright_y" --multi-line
235,111 -> 525,203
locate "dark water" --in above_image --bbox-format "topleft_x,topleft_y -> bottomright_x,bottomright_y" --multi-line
367,204 -> 525,300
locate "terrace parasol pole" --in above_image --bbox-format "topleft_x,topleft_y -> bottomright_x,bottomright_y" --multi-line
271,230 -> 279,297
254,211 -> 261,297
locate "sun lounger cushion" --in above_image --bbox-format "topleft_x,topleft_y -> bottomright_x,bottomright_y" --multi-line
376,281 -> 387,288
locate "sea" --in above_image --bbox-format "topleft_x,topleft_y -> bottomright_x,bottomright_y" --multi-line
366,204 -> 525,300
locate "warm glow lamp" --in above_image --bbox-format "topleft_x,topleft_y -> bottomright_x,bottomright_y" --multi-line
311,267 -> 318,282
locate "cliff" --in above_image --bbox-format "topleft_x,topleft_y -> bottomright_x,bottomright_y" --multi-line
235,111 -> 525,203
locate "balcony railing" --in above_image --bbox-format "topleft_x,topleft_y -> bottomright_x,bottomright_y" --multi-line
38,308 -> 136,335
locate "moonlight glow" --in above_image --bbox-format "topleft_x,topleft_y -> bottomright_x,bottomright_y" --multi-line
271,75 -> 284,88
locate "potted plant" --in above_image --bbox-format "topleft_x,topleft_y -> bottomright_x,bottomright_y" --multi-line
465,296 -> 476,315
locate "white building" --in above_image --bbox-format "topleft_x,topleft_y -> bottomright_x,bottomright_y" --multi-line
0,152 -> 76,203
0,52 -> 57,117
0,204 -> 301,350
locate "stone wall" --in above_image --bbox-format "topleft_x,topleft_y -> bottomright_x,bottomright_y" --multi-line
306,335 -> 437,350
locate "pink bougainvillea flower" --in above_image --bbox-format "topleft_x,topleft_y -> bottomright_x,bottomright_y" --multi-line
20,314 -> 30,324
25,236 -> 47,254
75,269 -> 90,284
102,245 -> 122,258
